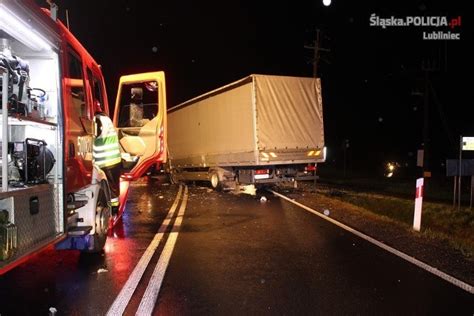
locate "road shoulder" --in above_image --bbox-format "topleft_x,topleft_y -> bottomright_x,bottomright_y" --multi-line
273,183 -> 474,287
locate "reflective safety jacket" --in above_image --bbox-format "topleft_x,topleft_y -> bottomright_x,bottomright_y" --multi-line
93,114 -> 121,168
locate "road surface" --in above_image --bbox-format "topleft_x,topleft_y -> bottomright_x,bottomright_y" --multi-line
0,178 -> 473,315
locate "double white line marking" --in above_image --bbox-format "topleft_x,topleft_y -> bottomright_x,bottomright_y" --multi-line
107,185 -> 188,316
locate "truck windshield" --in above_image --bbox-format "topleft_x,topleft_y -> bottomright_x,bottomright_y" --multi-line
117,81 -> 158,128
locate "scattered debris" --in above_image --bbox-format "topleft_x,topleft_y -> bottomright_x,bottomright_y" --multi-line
260,196 -> 268,203
97,268 -> 108,274
323,209 -> 330,216
241,185 -> 257,196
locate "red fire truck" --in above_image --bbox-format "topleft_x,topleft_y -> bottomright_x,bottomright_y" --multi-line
0,0 -> 167,274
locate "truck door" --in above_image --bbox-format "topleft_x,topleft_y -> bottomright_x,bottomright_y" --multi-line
113,72 -> 166,180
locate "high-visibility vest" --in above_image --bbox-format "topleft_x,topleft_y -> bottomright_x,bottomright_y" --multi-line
93,114 -> 121,168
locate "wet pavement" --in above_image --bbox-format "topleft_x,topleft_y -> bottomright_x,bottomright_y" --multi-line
0,177 -> 178,315
0,178 -> 473,315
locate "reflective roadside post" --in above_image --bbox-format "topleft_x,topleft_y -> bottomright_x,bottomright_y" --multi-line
460,136 -> 474,210
413,178 -> 424,231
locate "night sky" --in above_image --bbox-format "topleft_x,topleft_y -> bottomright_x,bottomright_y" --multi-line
36,0 -> 472,175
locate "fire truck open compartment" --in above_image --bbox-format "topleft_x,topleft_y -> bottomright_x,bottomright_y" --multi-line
1,7 -> 64,266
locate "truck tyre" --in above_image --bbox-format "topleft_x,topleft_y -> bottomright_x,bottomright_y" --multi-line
87,187 -> 110,253
169,170 -> 179,184
210,172 -> 222,191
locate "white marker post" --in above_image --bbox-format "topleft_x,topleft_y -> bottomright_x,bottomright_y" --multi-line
461,136 -> 474,210
413,178 -> 424,231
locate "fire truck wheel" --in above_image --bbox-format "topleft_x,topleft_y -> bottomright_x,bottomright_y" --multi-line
89,187 -> 110,253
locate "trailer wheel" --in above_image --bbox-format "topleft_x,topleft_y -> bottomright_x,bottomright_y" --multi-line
88,187 -> 110,253
210,172 -> 222,191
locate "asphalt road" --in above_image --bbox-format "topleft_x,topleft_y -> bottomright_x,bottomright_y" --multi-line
0,178 -> 473,315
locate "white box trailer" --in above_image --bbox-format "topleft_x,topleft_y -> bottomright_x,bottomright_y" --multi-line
167,74 -> 325,190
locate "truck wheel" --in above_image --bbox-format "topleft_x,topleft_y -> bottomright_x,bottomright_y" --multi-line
210,172 -> 222,191
87,187 -> 110,253
169,171 -> 179,184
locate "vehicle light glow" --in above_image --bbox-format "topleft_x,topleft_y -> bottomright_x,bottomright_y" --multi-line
305,165 -> 316,171
0,5 -> 52,51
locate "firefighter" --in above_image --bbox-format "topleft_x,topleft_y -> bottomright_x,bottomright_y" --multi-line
93,109 -> 121,215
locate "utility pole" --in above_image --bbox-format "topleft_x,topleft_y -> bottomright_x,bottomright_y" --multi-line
304,28 -> 330,78
422,61 -> 430,177
421,59 -> 438,178
343,139 -> 349,178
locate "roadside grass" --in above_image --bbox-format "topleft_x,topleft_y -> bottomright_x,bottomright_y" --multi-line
323,189 -> 474,257
319,175 -> 456,202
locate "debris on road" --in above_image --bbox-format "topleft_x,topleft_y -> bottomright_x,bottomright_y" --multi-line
242,185 -> 257,196
323,209 -> 330,216
260,196 -> 268,203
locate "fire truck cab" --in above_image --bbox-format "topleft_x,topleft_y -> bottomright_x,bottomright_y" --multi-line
0,0 -> 166,274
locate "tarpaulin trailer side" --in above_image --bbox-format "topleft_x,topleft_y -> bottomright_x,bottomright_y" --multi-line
167,74 -> 325,189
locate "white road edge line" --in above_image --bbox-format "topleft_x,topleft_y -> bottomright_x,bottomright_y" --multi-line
136,185 -> 189,316
107,185 -> 184,316
269,189 -> 474,295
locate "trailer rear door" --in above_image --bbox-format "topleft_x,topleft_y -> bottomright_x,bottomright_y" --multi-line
254,75 -> 324,151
